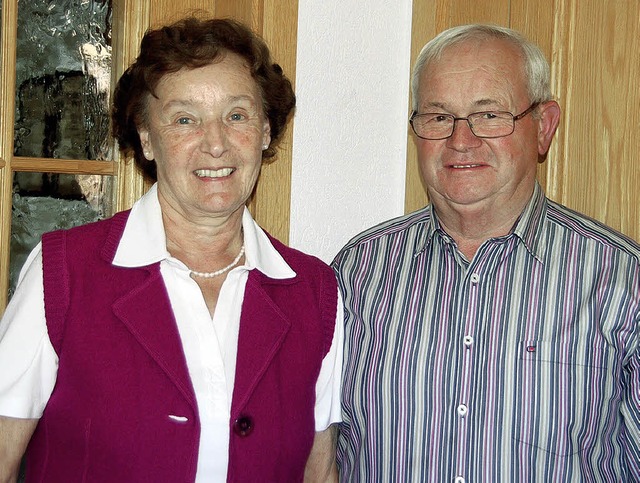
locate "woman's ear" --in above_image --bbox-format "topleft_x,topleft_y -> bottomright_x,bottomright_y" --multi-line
262,120 -> 271,151
138,129 -> 154,160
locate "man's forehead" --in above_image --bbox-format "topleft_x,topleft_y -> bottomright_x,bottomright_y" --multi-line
428,38 -> 522,70
418,41 -> 525,96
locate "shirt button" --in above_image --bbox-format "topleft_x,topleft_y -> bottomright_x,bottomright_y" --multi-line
463,335 -> 473,347
233,416 -> 254,437
457,404 -> 468,417
470,273 -> 480,283
454,477 -> 466,483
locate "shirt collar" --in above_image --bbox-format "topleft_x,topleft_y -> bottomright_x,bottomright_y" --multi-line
415,204 -> 440,255
424,182 -> 548,262
113,183 -> 295,279
510,182 -> 548,262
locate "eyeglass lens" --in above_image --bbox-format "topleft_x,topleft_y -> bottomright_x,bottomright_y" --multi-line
410,103 -> 539,140
411,111 -> 515,139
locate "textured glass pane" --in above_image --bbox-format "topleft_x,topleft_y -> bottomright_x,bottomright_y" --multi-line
14,0 -> 112,160
9,172 -> 113,297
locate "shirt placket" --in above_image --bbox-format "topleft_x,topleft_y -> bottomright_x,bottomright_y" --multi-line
453,265 -> 481,483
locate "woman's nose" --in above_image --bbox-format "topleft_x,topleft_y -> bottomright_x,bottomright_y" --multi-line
200,120 -> 228,157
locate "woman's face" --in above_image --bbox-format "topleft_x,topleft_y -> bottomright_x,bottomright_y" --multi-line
138,52 -> 270,223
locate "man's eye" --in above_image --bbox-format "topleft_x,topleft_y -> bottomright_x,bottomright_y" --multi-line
177,117 -> 192,125
433,115 -> 451,123
481,112 -> 499,119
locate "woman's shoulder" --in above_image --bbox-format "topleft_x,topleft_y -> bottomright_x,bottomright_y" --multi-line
265,232 -> 332,273
41,209 -> 131,259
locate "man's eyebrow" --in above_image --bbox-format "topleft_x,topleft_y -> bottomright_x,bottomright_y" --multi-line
420,99 -> 504,112
425,101 -> 446,110
474,98 -> 503,108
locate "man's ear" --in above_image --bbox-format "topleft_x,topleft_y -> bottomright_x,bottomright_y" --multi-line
537,100 -> 561,156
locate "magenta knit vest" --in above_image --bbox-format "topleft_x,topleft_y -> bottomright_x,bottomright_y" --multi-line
25,211 -> 337,482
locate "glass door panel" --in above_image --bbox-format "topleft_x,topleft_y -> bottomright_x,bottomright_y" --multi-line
8,0 -> 114,298
9,171 -> 112,296
14,0 -> 112,160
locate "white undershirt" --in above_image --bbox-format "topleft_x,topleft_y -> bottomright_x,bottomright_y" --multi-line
0,184 -> 343,481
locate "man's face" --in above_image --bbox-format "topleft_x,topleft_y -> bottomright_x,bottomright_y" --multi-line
414,38 -> 556,216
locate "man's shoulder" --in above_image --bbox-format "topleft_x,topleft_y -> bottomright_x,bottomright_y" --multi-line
545,198 -> 640,260
332,207 -> 431,263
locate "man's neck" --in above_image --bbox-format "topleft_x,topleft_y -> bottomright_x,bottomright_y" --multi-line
432,194 -> 531,260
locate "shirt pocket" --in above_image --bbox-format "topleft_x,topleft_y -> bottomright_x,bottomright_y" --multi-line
513,339 -> 610,457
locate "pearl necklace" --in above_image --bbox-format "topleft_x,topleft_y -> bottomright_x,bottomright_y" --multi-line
189,245 -> 245,278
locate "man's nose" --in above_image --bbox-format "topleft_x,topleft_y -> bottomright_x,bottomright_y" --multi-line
446,117 -> 482,150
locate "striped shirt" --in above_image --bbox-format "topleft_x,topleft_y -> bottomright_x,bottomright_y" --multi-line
332,183 -> 640,482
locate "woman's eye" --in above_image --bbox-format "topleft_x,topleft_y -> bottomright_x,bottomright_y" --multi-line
229,112 -> 246,122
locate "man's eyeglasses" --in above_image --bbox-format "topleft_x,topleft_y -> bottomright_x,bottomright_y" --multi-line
409,103 -> 540,140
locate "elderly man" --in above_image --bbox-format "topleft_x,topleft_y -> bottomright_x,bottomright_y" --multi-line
333,24 -> 640,482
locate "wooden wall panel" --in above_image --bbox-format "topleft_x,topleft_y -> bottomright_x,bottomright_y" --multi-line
149,1 -> 215,27
434,0 -> 510,26
215,0 -> 263,31
111,0 -> 151,212
509,0 -> 556,192
248,0 -> 299,244
541,0 -> 640,241
407,0 -> 640,242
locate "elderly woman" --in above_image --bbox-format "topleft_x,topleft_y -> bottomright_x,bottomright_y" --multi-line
0,17 -> 342,482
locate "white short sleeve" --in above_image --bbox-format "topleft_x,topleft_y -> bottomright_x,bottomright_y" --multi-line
313,289 -> 344,431
0,243 -> 58,418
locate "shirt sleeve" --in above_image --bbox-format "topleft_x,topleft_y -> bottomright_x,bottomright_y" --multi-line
0,243 -> 58,418
313,289 -> 344,431
622,319 -> 640,480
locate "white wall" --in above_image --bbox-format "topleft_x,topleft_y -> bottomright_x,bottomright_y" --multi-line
290,0 -> 414,263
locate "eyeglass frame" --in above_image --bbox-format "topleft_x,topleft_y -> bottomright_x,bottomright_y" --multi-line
409,102 -> 540,140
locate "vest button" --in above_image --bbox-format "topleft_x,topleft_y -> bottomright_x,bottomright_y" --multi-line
233,416 -> 254,437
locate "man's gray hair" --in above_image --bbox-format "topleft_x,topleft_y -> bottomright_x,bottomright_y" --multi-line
411,24 -> 552,111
